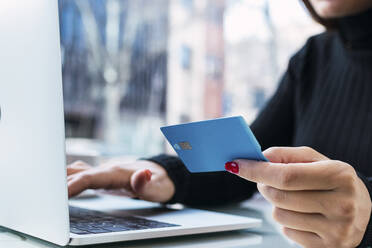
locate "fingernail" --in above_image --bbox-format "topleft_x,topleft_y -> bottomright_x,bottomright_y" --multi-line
145,170 -> 152,181
225,161 -> 239,174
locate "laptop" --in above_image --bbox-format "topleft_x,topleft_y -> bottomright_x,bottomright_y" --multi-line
0,0 -> 261,246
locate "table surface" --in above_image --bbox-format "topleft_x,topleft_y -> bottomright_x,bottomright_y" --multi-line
0,193 -> 299,248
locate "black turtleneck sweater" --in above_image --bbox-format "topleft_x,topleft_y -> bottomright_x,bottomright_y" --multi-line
147,8 -> 372,246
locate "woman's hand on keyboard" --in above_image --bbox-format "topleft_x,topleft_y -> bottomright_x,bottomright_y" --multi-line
66,160 -> 175,203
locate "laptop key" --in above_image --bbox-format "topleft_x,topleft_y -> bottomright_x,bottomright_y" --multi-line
70,227 -> 91,235
101,226 -> 131,232
85,227 -> 110,234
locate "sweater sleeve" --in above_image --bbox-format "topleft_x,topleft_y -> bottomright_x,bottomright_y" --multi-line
145,69 -> 297,206
356,172 -> 372,247
147,154 -> 256,206
145,46 -> 303,206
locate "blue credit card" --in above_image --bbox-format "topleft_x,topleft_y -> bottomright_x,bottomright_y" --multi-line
160,116 -> 268,173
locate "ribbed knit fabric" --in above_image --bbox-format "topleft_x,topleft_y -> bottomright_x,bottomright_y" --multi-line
147,8 -> 372,247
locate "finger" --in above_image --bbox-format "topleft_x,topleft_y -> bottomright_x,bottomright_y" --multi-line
68,174 -> 91,197
264,146 -> 328,164
67,175 -> 75,182
68,167 -> 130,197
67,167 -> 86,176
272,207 -> 327,235
67,161 -> 91,169
282,227 -> 324,248
257,184 -> 336,214
67,161 -> 91,176
130,169 -> 152,194
230,160 -> 339,190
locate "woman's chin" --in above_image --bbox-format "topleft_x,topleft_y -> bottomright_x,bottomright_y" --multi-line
313,0 -> 372,19
314,3 -> 349,18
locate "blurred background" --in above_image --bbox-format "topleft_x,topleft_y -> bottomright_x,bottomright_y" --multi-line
59,0 -> 323,160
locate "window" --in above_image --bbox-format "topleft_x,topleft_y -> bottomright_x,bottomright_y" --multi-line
59,0 -> 322,156
181,0 -> 193,11
206,55 -> 223,80
206,3 -> 224,25
253,88 -> 266,109
180,45 -> 192,70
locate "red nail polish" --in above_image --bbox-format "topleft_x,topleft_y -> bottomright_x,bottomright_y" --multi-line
225,162 -> 239,174
231,162 -> 239,174
145,170 -> 152,181
225,162 -> 232,172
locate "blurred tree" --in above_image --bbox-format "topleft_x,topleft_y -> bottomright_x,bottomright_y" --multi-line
59,0 -> 168,151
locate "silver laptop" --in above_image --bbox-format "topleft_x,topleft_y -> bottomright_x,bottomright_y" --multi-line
0,0 -> 261,246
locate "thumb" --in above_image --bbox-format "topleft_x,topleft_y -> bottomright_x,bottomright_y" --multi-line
130,169 -> 152,195
263,146 -> 329,164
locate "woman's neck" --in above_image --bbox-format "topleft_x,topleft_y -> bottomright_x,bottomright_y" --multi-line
336,8 -> 372,50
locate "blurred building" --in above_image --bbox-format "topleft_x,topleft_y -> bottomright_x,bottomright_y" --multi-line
166,0 -> 225,125
224,0 -> 322,123
59,0 -> 226,154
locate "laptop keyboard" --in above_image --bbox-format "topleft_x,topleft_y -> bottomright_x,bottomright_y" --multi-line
69,206 -> 179,235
